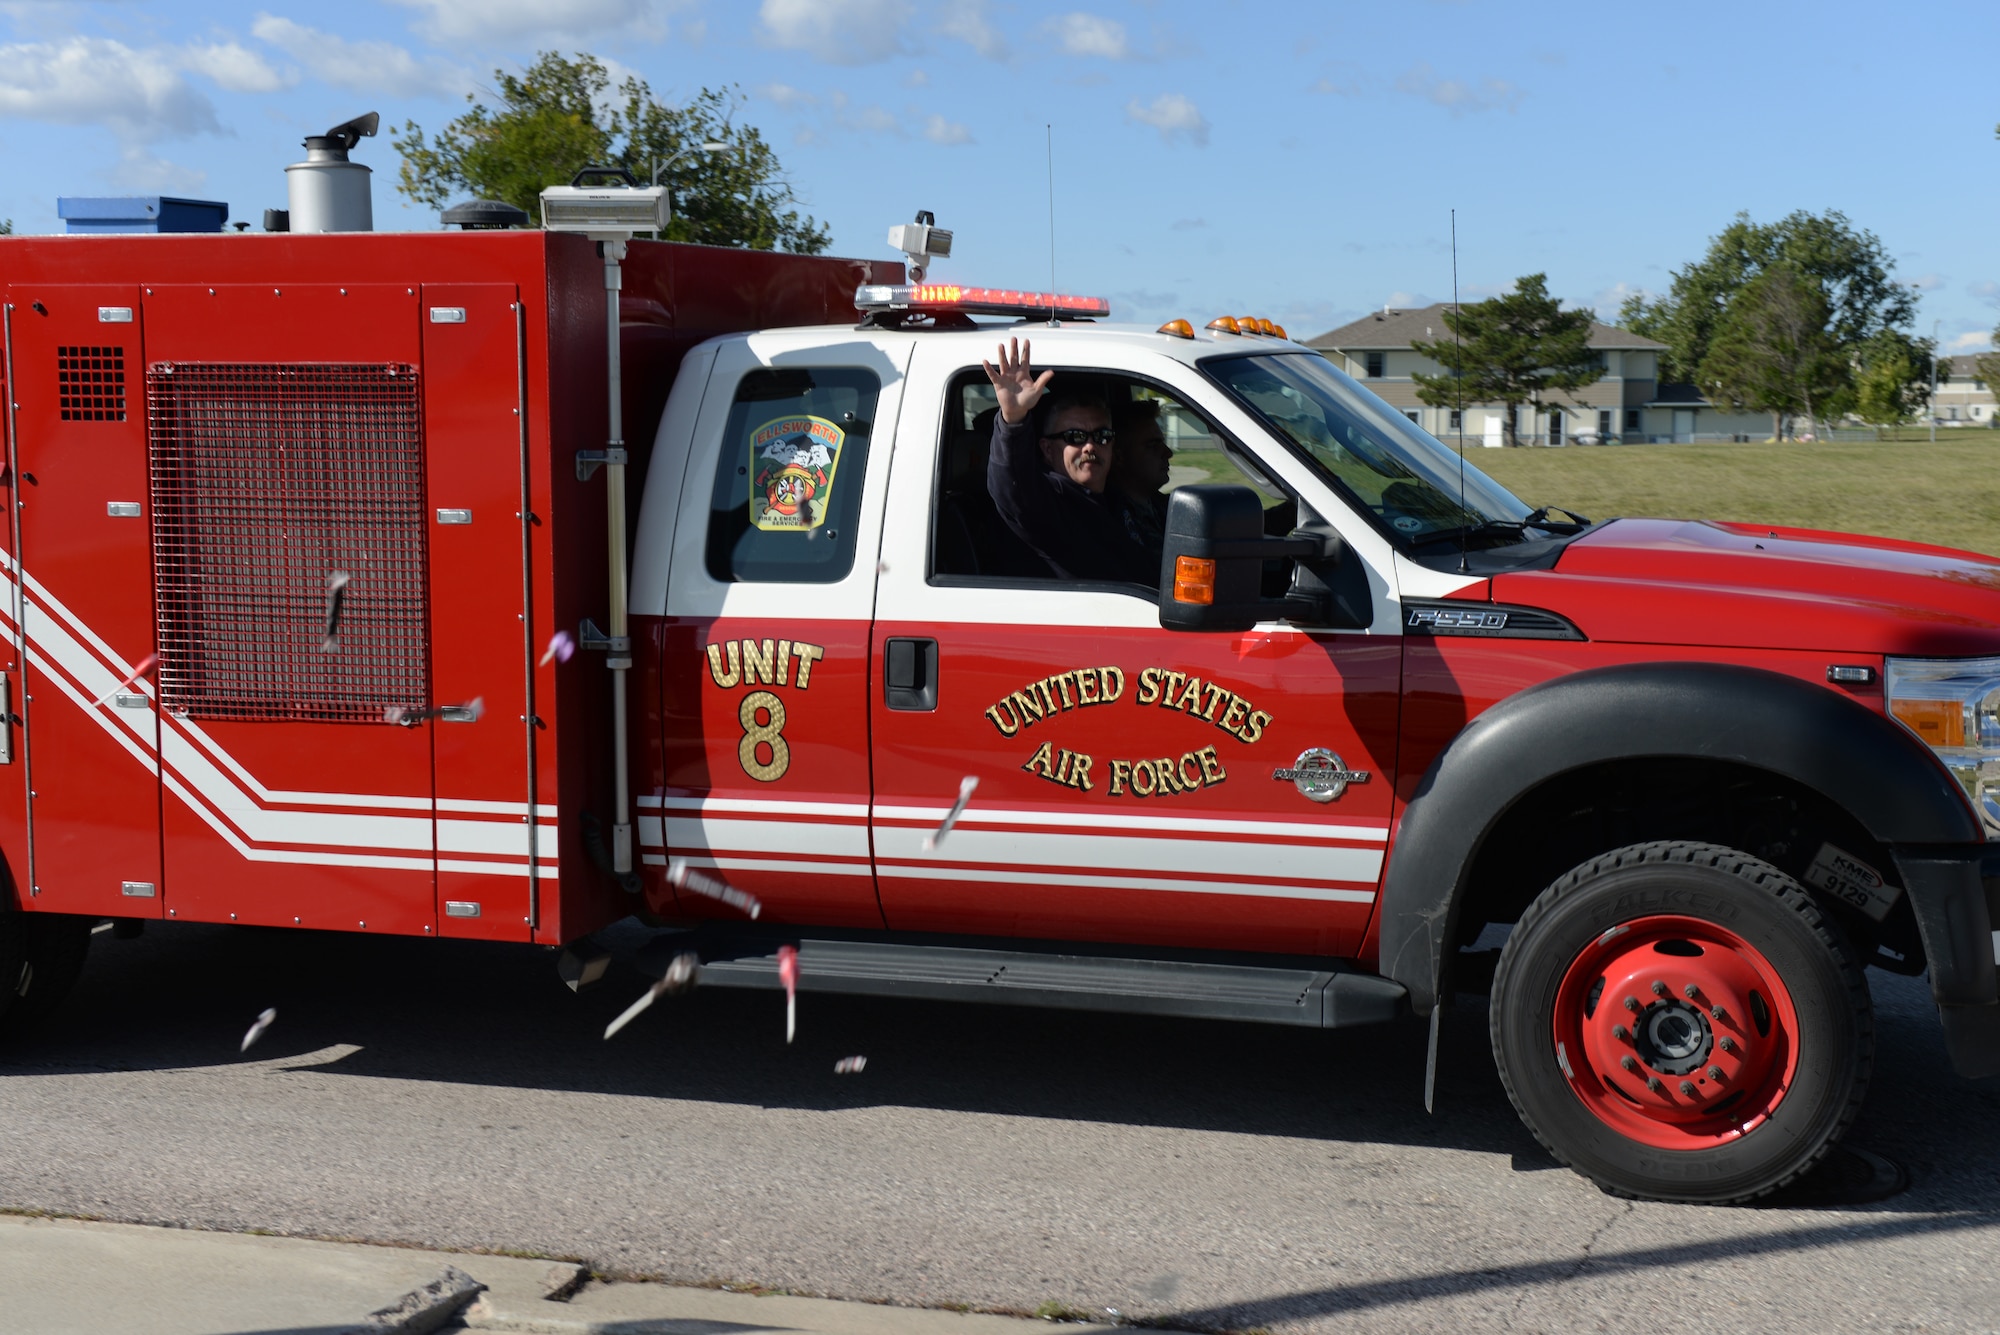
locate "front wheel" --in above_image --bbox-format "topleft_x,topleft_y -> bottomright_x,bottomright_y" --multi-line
1491,841 -> 1872,1203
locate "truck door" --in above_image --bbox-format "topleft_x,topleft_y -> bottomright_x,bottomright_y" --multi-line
3,286 -> 164,919
139,285 -> 437,934
868,345 -> 1401,957
644,335 -> 909,926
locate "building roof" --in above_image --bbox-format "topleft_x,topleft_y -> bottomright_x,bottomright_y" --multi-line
1946,353 -> 1992,377
1305,302 -> 1667,353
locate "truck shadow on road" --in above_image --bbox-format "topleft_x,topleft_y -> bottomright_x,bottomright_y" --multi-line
7,921 -> 1997,1217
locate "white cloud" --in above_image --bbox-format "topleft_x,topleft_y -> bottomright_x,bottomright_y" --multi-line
922,113 -> 972,145
109,145 -> 210,194
759,0 -> 914,64
178,41 -> 290,94
1048,12 -> 1128,59
1169,217 -> 1205,231
759,82 -> 819,110
0,36 -> 220,140
1947,330 -> 1994,352
938,0 -> 1008,58
904,68 -> 930,87
1907,272 -> 1943,291
252,16 -> 468,97
1969,279 -> 2000,306
1125,92 -> 1208,147
1395,62 -> 1524,114
388,0 -> 677,44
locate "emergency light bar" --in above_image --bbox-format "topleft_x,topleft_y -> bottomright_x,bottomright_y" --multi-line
854,284 -> 1111,319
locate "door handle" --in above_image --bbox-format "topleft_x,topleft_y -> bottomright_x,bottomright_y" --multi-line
884,637 -> 938,712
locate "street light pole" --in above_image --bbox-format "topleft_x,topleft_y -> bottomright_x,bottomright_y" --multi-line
651,141 -> 731,187
1930,318 -> 1941,444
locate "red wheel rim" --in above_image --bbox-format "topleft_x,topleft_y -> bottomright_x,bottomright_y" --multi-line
1551,914 -> 1801,1150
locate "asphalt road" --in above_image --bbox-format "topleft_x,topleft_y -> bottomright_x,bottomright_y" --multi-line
1,919 -> 1997,1334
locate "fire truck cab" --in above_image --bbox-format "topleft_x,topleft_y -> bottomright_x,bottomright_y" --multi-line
4,230 -> 1999,1208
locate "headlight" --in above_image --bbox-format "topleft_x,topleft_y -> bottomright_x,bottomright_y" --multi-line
1884,655 -> 2000,837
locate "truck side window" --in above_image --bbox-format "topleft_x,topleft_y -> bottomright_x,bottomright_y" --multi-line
705,366 -> 880,584
932,370 -> 1289,584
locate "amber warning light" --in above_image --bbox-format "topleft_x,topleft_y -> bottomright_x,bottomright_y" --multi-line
854,284 -> 1111,319
1173,556 -> 1216,605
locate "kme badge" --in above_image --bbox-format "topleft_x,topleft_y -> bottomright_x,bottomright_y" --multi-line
750,414 -> 845,532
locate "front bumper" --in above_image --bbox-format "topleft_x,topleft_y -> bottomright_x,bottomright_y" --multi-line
1890,845 -> 2000,1079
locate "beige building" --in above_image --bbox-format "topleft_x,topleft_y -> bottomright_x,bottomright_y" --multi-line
1932,354 -> 1996,427
1307,304 -> 1771,444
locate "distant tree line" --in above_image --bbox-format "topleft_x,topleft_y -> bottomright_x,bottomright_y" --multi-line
1619,210 -> 1936,439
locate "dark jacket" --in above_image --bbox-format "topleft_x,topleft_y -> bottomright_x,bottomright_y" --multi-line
987,415 -> 1159,585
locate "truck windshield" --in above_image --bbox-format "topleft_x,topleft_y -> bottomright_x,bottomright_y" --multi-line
1203,352 -> 1532,547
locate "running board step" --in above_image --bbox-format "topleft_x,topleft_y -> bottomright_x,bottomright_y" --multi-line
693,939 -> 1407,1029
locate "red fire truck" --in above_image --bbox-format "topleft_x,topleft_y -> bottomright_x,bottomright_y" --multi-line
1,223 -> 1996,1207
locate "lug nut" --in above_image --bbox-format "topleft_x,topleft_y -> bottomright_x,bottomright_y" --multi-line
1718,1036 -> 1736,1052
1707,1065 -> 1725,1080
1679,1080 -> 1697,1096
1683,983 -> 1700,999
1710,1005 -> 1728,1022
1620,1055 -> 1638,1072
1612,1024 -> 1630,1040
1646,1076 -> 1663,1092
1651,980 -> 1668,997
1623,996 -> 1640,1013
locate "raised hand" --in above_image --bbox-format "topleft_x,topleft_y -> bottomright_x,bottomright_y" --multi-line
981,337 -> 1055,424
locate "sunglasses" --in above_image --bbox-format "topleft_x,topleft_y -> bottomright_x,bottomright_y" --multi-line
1043,427 -> 1116,446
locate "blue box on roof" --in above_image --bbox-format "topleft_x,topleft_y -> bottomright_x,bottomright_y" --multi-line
56,196 -> 229,234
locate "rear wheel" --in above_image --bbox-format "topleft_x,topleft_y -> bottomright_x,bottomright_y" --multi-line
0,913 -> 93,1037
1491,840 -> 1872,1203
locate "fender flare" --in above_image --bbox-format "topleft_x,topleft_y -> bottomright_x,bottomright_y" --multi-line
1377,661 -> 1980,1016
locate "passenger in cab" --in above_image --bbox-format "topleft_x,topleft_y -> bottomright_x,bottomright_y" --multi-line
1109,397 -> 1173,547
980,337 -> 1158,585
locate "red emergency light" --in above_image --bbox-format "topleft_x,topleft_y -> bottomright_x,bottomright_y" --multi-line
854,283 -> 1110,319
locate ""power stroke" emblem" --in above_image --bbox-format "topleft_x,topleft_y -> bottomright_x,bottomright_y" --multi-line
1272,748 -> 1371,803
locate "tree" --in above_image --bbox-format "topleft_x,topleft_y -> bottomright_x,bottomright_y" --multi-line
1617,210 -> 1917,387
1698,264 -> 1849,440
393,52 -> 829,254
0,220 -> 12,235
1409,274 -> 1602,446
1853,332 -> 1931,435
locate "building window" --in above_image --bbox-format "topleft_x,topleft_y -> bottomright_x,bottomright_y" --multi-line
1624,408 -> 1641,431
1598,409 -> 1613,437
1548,409 -> 1564,445
1448,408 -> 1463,430
1365,352 -> 1384,379
1403,409 -> 1420,425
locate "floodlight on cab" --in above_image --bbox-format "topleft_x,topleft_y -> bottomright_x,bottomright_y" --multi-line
1206,316 -> 1241,334
887,209 -> 954,283
1157,319 -> 1195,339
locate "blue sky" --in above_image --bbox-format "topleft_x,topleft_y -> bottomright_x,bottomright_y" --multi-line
3,0 -> 1995,353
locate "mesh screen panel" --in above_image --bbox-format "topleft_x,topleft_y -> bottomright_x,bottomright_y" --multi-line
147,362 -> 429,722
58,345 -> 127,421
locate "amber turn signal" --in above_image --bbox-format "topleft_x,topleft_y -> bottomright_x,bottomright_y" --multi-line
1205,316 -> 1240,334
1256,318 -> 1278,336
1173,556 -> 1216,605
1157,318 -> 1195,339
1890,697 -> 1966,748
1238,316 -> 1261,334
1270,322 -> 1288,339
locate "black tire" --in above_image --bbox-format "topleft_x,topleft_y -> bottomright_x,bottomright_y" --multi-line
1,913 -> 92,1035
1491,840 -> 1872,1204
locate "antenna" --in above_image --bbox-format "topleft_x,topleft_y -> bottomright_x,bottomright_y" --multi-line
1452,208 -> 1468,576
1046,124 -> 1058,328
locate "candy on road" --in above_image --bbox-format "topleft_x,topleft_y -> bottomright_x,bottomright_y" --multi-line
834,1056 -> 867,1074
603,983 -> 663,1041
91,652 -> 158,707
321,570 -> 350,652
922,776 -> 979,852
667,859 -> 762,919
240,1008 -> 277,1053
539,630 -> 576,667
778,944 -> 799,1044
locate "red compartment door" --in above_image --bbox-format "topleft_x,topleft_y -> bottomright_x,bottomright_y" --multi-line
4,285 -> 164,918
141,285 -> 436,934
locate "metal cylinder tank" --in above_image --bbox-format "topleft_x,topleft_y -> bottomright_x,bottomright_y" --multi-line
285,113 -> 378,234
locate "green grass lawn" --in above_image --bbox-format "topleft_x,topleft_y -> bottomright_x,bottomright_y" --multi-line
1464,438 -> 2000,559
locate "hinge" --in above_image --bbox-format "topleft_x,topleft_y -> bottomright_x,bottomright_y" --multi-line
578,618 -> 633,668
574,447 -> 627,481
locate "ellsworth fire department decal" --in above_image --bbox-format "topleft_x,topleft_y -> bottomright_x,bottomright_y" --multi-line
750,415 -> 845,532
